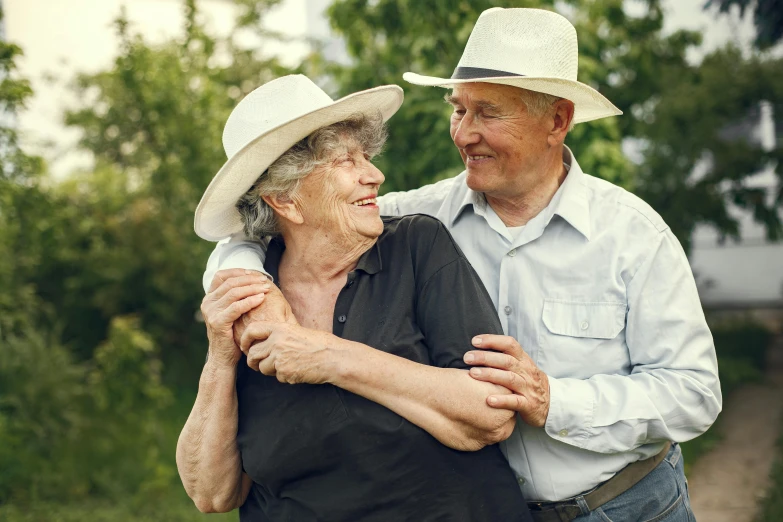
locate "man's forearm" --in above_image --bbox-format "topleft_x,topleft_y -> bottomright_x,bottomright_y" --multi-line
331,340 -> 516,451
176,361 -> 248,512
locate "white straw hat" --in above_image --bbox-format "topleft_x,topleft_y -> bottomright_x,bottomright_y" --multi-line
403,8 -> 621,124
195,75 -> 404,241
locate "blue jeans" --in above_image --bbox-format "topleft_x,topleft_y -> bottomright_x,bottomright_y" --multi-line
572,443 -> 696,522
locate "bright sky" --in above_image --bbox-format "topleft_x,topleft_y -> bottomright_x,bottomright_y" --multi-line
3,0 -> 759,176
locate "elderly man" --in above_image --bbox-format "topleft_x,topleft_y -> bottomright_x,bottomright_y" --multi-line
204,8 -> 720,522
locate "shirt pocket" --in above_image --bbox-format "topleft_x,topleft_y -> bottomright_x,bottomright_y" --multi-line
542,299 -> 625,339
539,299 -> 627,377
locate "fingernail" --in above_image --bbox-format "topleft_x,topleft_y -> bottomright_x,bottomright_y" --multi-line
470,367 -> 482,376
488,396 -> 497,405
472,336 -> 482,346
465,353 -> 474,363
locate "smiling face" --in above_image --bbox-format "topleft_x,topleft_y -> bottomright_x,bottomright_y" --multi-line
447,83 -> 554,198
293,135 -> 385,241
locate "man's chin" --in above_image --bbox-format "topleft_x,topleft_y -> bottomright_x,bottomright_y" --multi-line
465,170 -> 493,193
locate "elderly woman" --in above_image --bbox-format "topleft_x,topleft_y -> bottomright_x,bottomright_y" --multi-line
177,75 -> 532,522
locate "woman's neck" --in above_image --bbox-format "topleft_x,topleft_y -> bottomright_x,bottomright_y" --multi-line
278,226 -> 376,285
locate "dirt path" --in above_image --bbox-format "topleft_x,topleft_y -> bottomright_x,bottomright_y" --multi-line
688,336 -> 783,522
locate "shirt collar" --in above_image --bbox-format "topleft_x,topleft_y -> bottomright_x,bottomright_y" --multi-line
354,240 -> 383,275
450,145 -> 591,241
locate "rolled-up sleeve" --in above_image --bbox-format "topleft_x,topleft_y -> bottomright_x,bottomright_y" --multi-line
202,234 -> 270,293
544,228 -> 722,453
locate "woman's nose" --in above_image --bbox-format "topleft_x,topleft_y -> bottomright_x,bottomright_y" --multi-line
362,160 -> 385,186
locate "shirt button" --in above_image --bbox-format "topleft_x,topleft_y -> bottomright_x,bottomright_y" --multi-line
338,315 -> 347,323
507,249 -> 517,257
580,321 -> 589,330
504,306 -> 512,315
558,429 -> 569,437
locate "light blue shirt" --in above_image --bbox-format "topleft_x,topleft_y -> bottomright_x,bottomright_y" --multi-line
203,146 -> 722,501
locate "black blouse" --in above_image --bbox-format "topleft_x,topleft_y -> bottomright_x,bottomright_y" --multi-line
236,215 -> 531,522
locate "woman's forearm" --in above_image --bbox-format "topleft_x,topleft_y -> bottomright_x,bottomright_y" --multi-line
176,360 -> 249,512
331,340 -> 516,451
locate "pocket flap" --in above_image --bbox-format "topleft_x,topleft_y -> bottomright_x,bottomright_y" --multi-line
542,299 -> 625,339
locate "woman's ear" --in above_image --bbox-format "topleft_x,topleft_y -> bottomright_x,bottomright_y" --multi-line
262,194 -> 304,225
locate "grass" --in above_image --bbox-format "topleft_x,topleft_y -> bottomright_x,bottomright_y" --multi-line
0,495 -> 238,522
755,413 -> 783,521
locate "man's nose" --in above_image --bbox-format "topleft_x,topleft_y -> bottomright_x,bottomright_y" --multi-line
451,114 -> 481,149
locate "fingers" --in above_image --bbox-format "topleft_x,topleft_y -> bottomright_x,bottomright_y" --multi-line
240,321 -> 276,352
208,274 -> 270,303
220,293 -> 266,325
247,341 -> 274,372
214,283 -> 268,314
209,269 -> 264,293
469,367 -> 527,393
464,350 -> 517,370
486,393 -> 529,412
471,334 -> 526,358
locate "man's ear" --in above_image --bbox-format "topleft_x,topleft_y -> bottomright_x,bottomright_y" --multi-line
548,99 -> 575,146
262,194 -> 304,225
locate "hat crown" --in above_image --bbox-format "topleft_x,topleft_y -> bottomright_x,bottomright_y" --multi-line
222,75 -> 334,158
457,8 -> 578,80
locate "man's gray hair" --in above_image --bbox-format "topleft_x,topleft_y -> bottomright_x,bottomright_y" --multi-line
519,88 -> 575,131
235,112 -> 387,239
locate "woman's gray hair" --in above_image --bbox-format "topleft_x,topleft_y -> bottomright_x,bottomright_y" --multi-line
235,112 -> 387,239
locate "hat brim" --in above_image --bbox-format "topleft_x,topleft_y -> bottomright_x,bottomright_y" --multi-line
402,72 -> 621,124
195,85 -> 404,241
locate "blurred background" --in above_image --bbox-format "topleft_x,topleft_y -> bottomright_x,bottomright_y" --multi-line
0,0 -> 781,520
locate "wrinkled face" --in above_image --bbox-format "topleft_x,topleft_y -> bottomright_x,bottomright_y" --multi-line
294,136 -> 385,240
447,83 -> 552,197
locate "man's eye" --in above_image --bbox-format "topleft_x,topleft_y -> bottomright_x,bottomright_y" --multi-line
453,109 -> 466,117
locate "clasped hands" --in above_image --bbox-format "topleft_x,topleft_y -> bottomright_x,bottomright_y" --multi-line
205,269 -> 550,427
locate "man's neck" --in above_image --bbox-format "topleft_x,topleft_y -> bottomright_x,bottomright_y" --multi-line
486,152 -> 568,228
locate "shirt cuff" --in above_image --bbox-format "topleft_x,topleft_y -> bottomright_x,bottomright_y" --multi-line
544,377 -> 595,448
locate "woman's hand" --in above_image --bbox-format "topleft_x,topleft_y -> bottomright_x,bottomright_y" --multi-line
239,322 -> 343,384
201,269 -> 271,368
232,282 -> 298,347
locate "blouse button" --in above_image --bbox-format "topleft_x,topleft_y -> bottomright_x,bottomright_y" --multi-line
338,315 -> 347,323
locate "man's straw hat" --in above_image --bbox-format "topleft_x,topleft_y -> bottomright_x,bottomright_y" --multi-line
403,8 -> 621,124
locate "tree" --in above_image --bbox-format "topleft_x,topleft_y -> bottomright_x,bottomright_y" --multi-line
706,0 -> 783,49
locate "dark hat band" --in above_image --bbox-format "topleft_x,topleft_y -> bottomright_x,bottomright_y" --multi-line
451,66 -> 524,79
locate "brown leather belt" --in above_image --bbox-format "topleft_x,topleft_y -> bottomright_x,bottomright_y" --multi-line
527,442 -> 672,522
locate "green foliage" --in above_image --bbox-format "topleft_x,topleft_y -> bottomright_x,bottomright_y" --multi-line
706,0 -> 783,49
0,0 -> 291,515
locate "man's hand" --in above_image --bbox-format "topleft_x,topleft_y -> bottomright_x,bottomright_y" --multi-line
238,321 -> 344,385
464,335 -> 550,428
